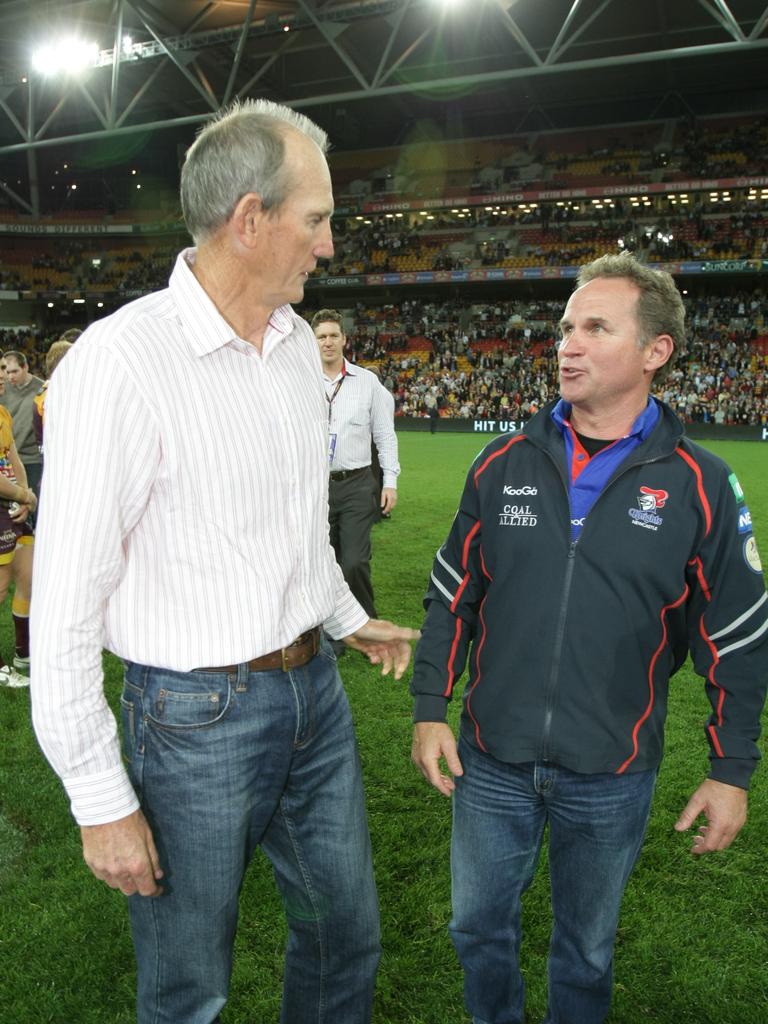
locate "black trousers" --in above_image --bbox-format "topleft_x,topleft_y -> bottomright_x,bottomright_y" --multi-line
328,468 -> 379,618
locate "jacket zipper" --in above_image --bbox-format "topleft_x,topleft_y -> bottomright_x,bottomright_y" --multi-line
535,445 -> 671,762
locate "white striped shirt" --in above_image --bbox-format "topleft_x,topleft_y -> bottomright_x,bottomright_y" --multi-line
324,359 -> 400,486
30,249 -> 368,826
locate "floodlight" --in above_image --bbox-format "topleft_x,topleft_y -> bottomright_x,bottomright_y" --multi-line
31,37 -> 99,75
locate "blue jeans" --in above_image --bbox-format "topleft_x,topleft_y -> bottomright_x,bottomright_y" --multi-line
451,737 -> 656,1024
121,642 -> 381,1024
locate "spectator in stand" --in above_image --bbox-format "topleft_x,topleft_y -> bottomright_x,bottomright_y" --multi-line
0,355 -> 36,687
2,351 -> 43,504
33,332 -> 80,455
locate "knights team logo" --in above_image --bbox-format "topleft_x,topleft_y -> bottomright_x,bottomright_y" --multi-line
637,486 -> 669,511
629,486 -> 669,531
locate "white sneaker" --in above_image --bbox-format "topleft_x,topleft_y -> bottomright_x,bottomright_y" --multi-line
12,654 -> 29,676
0,664 -> 29,688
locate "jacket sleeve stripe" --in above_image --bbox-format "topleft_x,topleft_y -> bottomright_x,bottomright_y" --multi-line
430,571 -> 456,604
436,546 -> 463,586
716,615 -> 768,659
709,591 -> 768,641
676,448 -> 712,536
472,434 -> 525,486
617,585 -> 689,774
444,616 -> 464,697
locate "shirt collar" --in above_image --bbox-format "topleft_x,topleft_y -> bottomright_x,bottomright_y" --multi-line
169,247 -> 299,358
324,358 -> 357,383
551,396 -> 660,442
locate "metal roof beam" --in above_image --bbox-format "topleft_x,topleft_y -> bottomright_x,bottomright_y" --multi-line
491,0 -> 542,66
371,0 -> 411,89
127,0 -> 219,110
223,0 -> 257,106
697,0 -> 745,42
748,2 -> 768,39
2,30 -> 768,155
297,0 -> 370,89
545,0 -> 585,66
547,0 -> 615,65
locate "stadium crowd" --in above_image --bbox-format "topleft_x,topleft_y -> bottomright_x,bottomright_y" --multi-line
0,115 -> 765,428
5,288 -> 766,427
335,292 -> 768,426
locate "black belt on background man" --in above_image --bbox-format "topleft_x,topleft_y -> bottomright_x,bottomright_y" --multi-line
330,466 -> 371,482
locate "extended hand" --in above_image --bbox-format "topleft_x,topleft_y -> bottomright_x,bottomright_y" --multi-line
81,809 -> 164,896
342,617 -> 420,679
674,778 -> 747,854
411,721 -> 463,797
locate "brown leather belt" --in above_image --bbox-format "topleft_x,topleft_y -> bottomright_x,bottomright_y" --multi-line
195,627 -> 321,674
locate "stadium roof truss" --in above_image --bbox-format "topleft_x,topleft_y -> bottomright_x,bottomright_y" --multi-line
0,0 -> 767,214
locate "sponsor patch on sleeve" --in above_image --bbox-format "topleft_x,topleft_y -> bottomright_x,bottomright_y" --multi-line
728,472 -> 745,503
744,536 -> 763,574
738,506 -> 753,534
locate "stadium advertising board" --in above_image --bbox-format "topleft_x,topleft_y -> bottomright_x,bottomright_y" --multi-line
306,260 -> 766,289
362,175 -> 768,214
395,418 -> 768,441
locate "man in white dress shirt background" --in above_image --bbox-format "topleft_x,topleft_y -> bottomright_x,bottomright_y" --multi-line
30,99 -> 418,1024
311,309 -> 399,623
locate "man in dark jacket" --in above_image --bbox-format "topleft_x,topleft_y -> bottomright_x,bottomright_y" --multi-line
410,251 -> 768,1024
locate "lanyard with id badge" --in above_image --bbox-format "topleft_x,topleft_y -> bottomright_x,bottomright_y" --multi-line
326,370 -> 346,465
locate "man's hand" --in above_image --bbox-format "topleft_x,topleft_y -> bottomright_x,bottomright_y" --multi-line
674,778 -> 748,855
342,617 -> 420,679
412,721 -> 463,797
380,488 -> 398,514
81,809 -> 164,896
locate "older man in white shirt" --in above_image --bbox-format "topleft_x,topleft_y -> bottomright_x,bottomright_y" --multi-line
31,99 -> 417,1024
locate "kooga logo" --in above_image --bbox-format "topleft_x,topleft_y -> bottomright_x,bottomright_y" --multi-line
503,485 -> 538,495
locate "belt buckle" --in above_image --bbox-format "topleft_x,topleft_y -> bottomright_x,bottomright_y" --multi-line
281,645 -> 290,672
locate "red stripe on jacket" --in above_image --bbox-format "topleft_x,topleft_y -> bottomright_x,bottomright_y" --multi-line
443,617 -> 464,698
617,585 -> 689,774
473,434 -> 526,486
451,520 -> 482,612
676,448 -> 712,536
465,595 -> 490,751
691,548 -> 726,746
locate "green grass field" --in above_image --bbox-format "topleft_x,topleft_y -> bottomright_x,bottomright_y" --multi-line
1,432 -> 766,1023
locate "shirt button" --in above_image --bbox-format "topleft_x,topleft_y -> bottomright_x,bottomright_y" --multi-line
577,453 -> 586,460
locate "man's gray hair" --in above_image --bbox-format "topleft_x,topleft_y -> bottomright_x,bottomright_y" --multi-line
180,99 -> 329,243
575,250 -> 685,384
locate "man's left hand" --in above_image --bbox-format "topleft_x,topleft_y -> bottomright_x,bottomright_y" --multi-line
342,618 -> 420,679
380,488 -> 398,514
674,778 -> 748,854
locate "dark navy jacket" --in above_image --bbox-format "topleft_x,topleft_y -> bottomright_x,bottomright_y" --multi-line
411,399 -> 768,788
